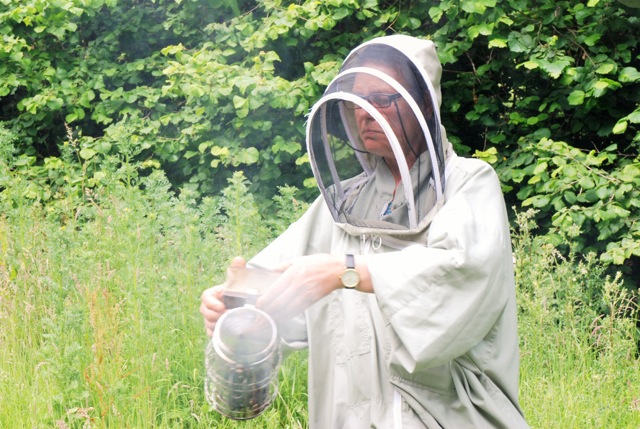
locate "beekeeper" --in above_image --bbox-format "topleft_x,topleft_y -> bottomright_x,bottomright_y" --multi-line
201,34 -> 529,429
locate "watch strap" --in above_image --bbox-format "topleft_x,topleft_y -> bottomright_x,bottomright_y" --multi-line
341,254 -> 360,289
346,253 -> 356,269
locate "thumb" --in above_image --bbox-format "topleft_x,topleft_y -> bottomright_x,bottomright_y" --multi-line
230,256 -> 246,268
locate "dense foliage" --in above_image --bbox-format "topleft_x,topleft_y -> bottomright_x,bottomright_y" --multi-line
1,0 -> 639,279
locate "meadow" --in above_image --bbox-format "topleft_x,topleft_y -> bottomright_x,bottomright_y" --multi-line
1,172 -> 638,428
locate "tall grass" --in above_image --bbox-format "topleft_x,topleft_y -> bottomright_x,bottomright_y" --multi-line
514,209 -> 640,428
0,171 -> 308,428
1,169 -> 638,428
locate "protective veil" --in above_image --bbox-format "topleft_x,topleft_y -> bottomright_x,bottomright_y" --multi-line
307,36 -> 449,242
250,35 -> 529,429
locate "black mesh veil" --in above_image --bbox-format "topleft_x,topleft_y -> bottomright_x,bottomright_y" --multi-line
306,37 -> 446,231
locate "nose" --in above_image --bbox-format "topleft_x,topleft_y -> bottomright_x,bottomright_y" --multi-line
354,105 -> 374,123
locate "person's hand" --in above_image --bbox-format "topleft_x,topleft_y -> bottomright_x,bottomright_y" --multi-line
257,254 -> 344,323
199,257 -> 246,336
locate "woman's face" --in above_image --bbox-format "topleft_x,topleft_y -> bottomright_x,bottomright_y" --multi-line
351,67 -> 425,167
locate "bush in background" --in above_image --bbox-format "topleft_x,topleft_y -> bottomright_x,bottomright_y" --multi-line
1,1 -> 639,274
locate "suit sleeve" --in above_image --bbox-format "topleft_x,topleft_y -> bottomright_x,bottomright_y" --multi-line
368,161 -> 514,374
248,198 -> 335,350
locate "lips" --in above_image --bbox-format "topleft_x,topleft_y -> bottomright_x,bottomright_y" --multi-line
362,129 -> 382,139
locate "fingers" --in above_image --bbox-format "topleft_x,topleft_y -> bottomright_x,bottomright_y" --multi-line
258,292 -> 300,323
257,254 -> 342,322
272,259 -> 293,273
256,268 -> 313,323
200,285 -> 226,337
230,257 -> 246,268
200,258 -> 246,337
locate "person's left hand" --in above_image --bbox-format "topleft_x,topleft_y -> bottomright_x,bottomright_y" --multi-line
256,254 -> 343,323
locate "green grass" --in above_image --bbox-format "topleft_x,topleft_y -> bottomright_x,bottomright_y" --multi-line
0,174 -> 307,429
514,210 -> 640,428
0,181 -> 638,428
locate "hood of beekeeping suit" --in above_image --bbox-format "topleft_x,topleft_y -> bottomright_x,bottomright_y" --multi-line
306,34 -> 453,243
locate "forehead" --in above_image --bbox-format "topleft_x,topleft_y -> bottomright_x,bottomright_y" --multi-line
351,65 -> 405,94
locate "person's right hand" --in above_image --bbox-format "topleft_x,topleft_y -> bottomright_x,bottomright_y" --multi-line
199,257 -> 246,337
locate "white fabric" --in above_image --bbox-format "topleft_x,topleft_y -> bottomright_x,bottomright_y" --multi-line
250,155 -> 529,428
249,34 -> 529,429
394,388 -> 403,428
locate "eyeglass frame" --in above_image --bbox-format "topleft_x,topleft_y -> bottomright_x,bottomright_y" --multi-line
343,92 -> 406,110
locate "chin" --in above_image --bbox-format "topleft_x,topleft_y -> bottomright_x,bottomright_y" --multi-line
363,140 -> 390,158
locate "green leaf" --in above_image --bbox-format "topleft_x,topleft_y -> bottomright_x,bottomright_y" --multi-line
406,17 -> 422,30
428,6 -> 444,22
565,191 -> 577,204
619,67 -> 640,83
198,142 -> 211,153
183,150 -> 198,159
523,195 -> 550,208
97,141 -> 112,154
79,148 -> 97,160
46,97 -> 64,110
473,147 -> 498,164
488,38 -> 508,48
468,23 -> 494,39
233,95 -> 248,109
124,93 -> 138,103
211,146 -> 230,157
272,136 -> 301,155
595,63 -> 615,75
533,161 -> 548,175
74,108 -> 85,121
568,90 -> 585,105
596,186 -> 612,200
612,120 -> 628,134
583,33 -> 601,46
461,0 -> 497,14
508,33 -> 533,53
579,176 -> 595,189
540,58 -> 572,79
580,189 -> 600,203
628,109 -> 640,123
236,147 -> 259,165
79,89 -> 96,108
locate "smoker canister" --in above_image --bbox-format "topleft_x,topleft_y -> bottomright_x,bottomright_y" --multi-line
205,306 -> 280,420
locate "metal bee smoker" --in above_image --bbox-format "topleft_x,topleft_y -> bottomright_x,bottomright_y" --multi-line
204,268 -> 282,420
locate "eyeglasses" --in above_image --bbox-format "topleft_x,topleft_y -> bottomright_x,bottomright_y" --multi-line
343,93 -> 404,110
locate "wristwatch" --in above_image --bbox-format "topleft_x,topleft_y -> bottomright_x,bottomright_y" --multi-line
340,254 -> 360,289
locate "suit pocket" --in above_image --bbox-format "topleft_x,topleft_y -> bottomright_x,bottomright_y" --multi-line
329,291 -> 373,364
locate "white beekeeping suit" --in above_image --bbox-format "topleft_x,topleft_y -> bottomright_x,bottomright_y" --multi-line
250,34 -> 530,429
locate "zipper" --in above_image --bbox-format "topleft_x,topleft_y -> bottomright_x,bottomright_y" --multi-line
360,234 -> 370,254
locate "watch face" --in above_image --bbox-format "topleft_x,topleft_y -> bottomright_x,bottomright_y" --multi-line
342,269 -> 360,289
